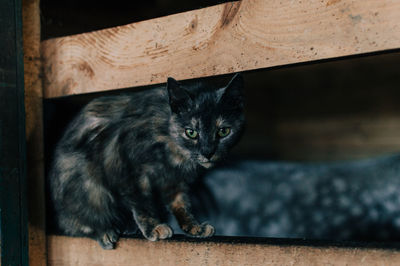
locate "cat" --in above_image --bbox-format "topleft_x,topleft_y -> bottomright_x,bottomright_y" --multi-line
188,154 -> 400,241
48,74 -> 245,249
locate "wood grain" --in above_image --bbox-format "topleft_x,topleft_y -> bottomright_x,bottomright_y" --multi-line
41,0 -> 400,98
23,0 -> 47,265
47,235 -> 400,266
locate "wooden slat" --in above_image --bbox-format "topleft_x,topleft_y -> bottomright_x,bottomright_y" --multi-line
22,0 -> 47,265
41,0 -> 400,98
48,235 -> 400,266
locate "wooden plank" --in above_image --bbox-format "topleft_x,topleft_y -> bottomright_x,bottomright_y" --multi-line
22,0 -> 47,265
41,0 -> 400,98
47,235 -> 400,266
0,0 -> 29,265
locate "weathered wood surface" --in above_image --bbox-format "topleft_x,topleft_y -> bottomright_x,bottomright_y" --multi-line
48,235 -> 400,266
23,0 -> 47,265
41,0 -> 400,98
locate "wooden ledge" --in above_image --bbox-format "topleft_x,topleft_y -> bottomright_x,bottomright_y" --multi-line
47,235 -> 400,265
41,0 -> 400,98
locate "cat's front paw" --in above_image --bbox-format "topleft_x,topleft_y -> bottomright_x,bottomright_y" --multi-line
184,222 -> 215,238
97,229 -> 120,250
144,223 -> 173,241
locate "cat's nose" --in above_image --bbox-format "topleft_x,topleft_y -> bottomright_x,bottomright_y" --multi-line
202,148 -> 216,160
203,152 -> 214,160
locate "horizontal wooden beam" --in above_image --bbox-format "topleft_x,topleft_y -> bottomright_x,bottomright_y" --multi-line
41,0 -> 400,98
47,235 -> 400,266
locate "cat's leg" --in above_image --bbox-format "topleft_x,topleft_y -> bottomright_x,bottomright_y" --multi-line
131,201 -> 173,241
57,212 -> 120,249
169,191 -> 215,238
84,182 -> 121,249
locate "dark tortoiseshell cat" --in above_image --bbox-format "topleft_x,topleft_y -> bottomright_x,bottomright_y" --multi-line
49,74 -> 245,249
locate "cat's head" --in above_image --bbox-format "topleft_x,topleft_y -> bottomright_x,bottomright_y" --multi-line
166,74 -> 245,168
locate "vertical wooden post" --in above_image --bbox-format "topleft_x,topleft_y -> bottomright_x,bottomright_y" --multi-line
22,0 -> 47,265
0,0 -> 29,265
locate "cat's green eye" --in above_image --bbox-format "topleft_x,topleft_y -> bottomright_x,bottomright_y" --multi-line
218,127 -> 231,138
185,128 -> 198,139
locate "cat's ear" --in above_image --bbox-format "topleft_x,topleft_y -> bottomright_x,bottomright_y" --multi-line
167,77 -> 193,114
217,73 -> 244,109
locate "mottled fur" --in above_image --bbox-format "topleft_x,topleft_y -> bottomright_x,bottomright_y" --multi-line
191,154 -> 400,241
49,74 -> 245,249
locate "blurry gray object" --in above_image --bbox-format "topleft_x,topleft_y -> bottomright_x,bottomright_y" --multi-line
185,154 -> 400,241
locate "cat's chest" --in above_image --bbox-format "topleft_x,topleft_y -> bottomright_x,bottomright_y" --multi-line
149,163 -> 200,188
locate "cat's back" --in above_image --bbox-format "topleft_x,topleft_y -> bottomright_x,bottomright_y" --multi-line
49,87 -> 169,218
84,87 -> 168,120
59,87 -> 169,145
